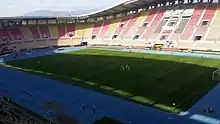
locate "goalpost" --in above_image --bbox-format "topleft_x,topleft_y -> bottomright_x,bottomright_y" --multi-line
212,68 -> 220,81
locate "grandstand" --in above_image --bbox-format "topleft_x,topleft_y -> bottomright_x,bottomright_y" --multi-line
2,0 -> 220,124
0,1 -> 219,51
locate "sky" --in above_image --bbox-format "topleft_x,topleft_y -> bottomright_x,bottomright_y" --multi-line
0,0 -> 122,17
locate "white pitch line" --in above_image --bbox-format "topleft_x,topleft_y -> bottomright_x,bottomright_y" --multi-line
150,66 -> 185,82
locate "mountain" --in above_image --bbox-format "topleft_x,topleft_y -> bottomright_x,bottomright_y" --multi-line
24,10 -> 69,17
69,8 -> 102,15
24,8 -> 101,17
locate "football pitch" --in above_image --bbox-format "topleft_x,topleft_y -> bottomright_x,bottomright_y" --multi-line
4,49 -> 220,113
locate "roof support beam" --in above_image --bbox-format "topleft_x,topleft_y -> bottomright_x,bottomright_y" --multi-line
188,0 -> 194,3
170,0 -> 176,5
79,0 -> 216,19
178,0 -> 184,4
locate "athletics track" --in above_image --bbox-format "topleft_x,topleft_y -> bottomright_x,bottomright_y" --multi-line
0,47 -> 220,124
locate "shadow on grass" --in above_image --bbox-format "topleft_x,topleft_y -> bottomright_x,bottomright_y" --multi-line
4,50 -> 219,113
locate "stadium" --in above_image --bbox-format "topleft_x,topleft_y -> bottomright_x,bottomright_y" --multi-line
2,0 -> 220,123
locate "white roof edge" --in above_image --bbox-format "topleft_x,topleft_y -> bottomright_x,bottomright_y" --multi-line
76,0 -> 138,17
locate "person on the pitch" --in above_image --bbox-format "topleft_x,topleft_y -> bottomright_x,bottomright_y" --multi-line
82,104 -> 85,110
93,104 -> 96,115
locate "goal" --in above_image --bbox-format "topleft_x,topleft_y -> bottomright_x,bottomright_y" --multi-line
212,68 -> 220,81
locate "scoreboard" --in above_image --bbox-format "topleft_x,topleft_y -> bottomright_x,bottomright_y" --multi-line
0,20 -> 22,28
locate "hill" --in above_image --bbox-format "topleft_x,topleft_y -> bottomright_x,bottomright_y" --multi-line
24,8 -> 101,17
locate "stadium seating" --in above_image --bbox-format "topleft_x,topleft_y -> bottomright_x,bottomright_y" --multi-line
98,21 -> 110,39
154,19 -> 167,33
206,6 -> 220,41
20,27 -> 33,41
58,24 -> 66,38
180,5 -> 206,40
66,24 -> 75,37
104,19 -> 120,39
4,4 -> 220,51
142,8 -> 167,40
139,9 -> 158,39
75,24 -> 84,37
29,26 -> 41,39
124,11 -> 149,39
92,23 -> 102,38
113,17 -> 131,39
8,28 -> 24,41
192,5 -> 217,40
39,25 -> 51,39
120,15 -> 138,39
82,24 -> 93,39
48,25 -> 59,39
170,19 -> 189,41
0,29 -> 12,41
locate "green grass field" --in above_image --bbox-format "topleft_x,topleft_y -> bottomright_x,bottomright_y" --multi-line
4,49 -> 220,113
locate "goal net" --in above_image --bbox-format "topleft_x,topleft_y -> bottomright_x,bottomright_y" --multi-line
212,68 -> 220,81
